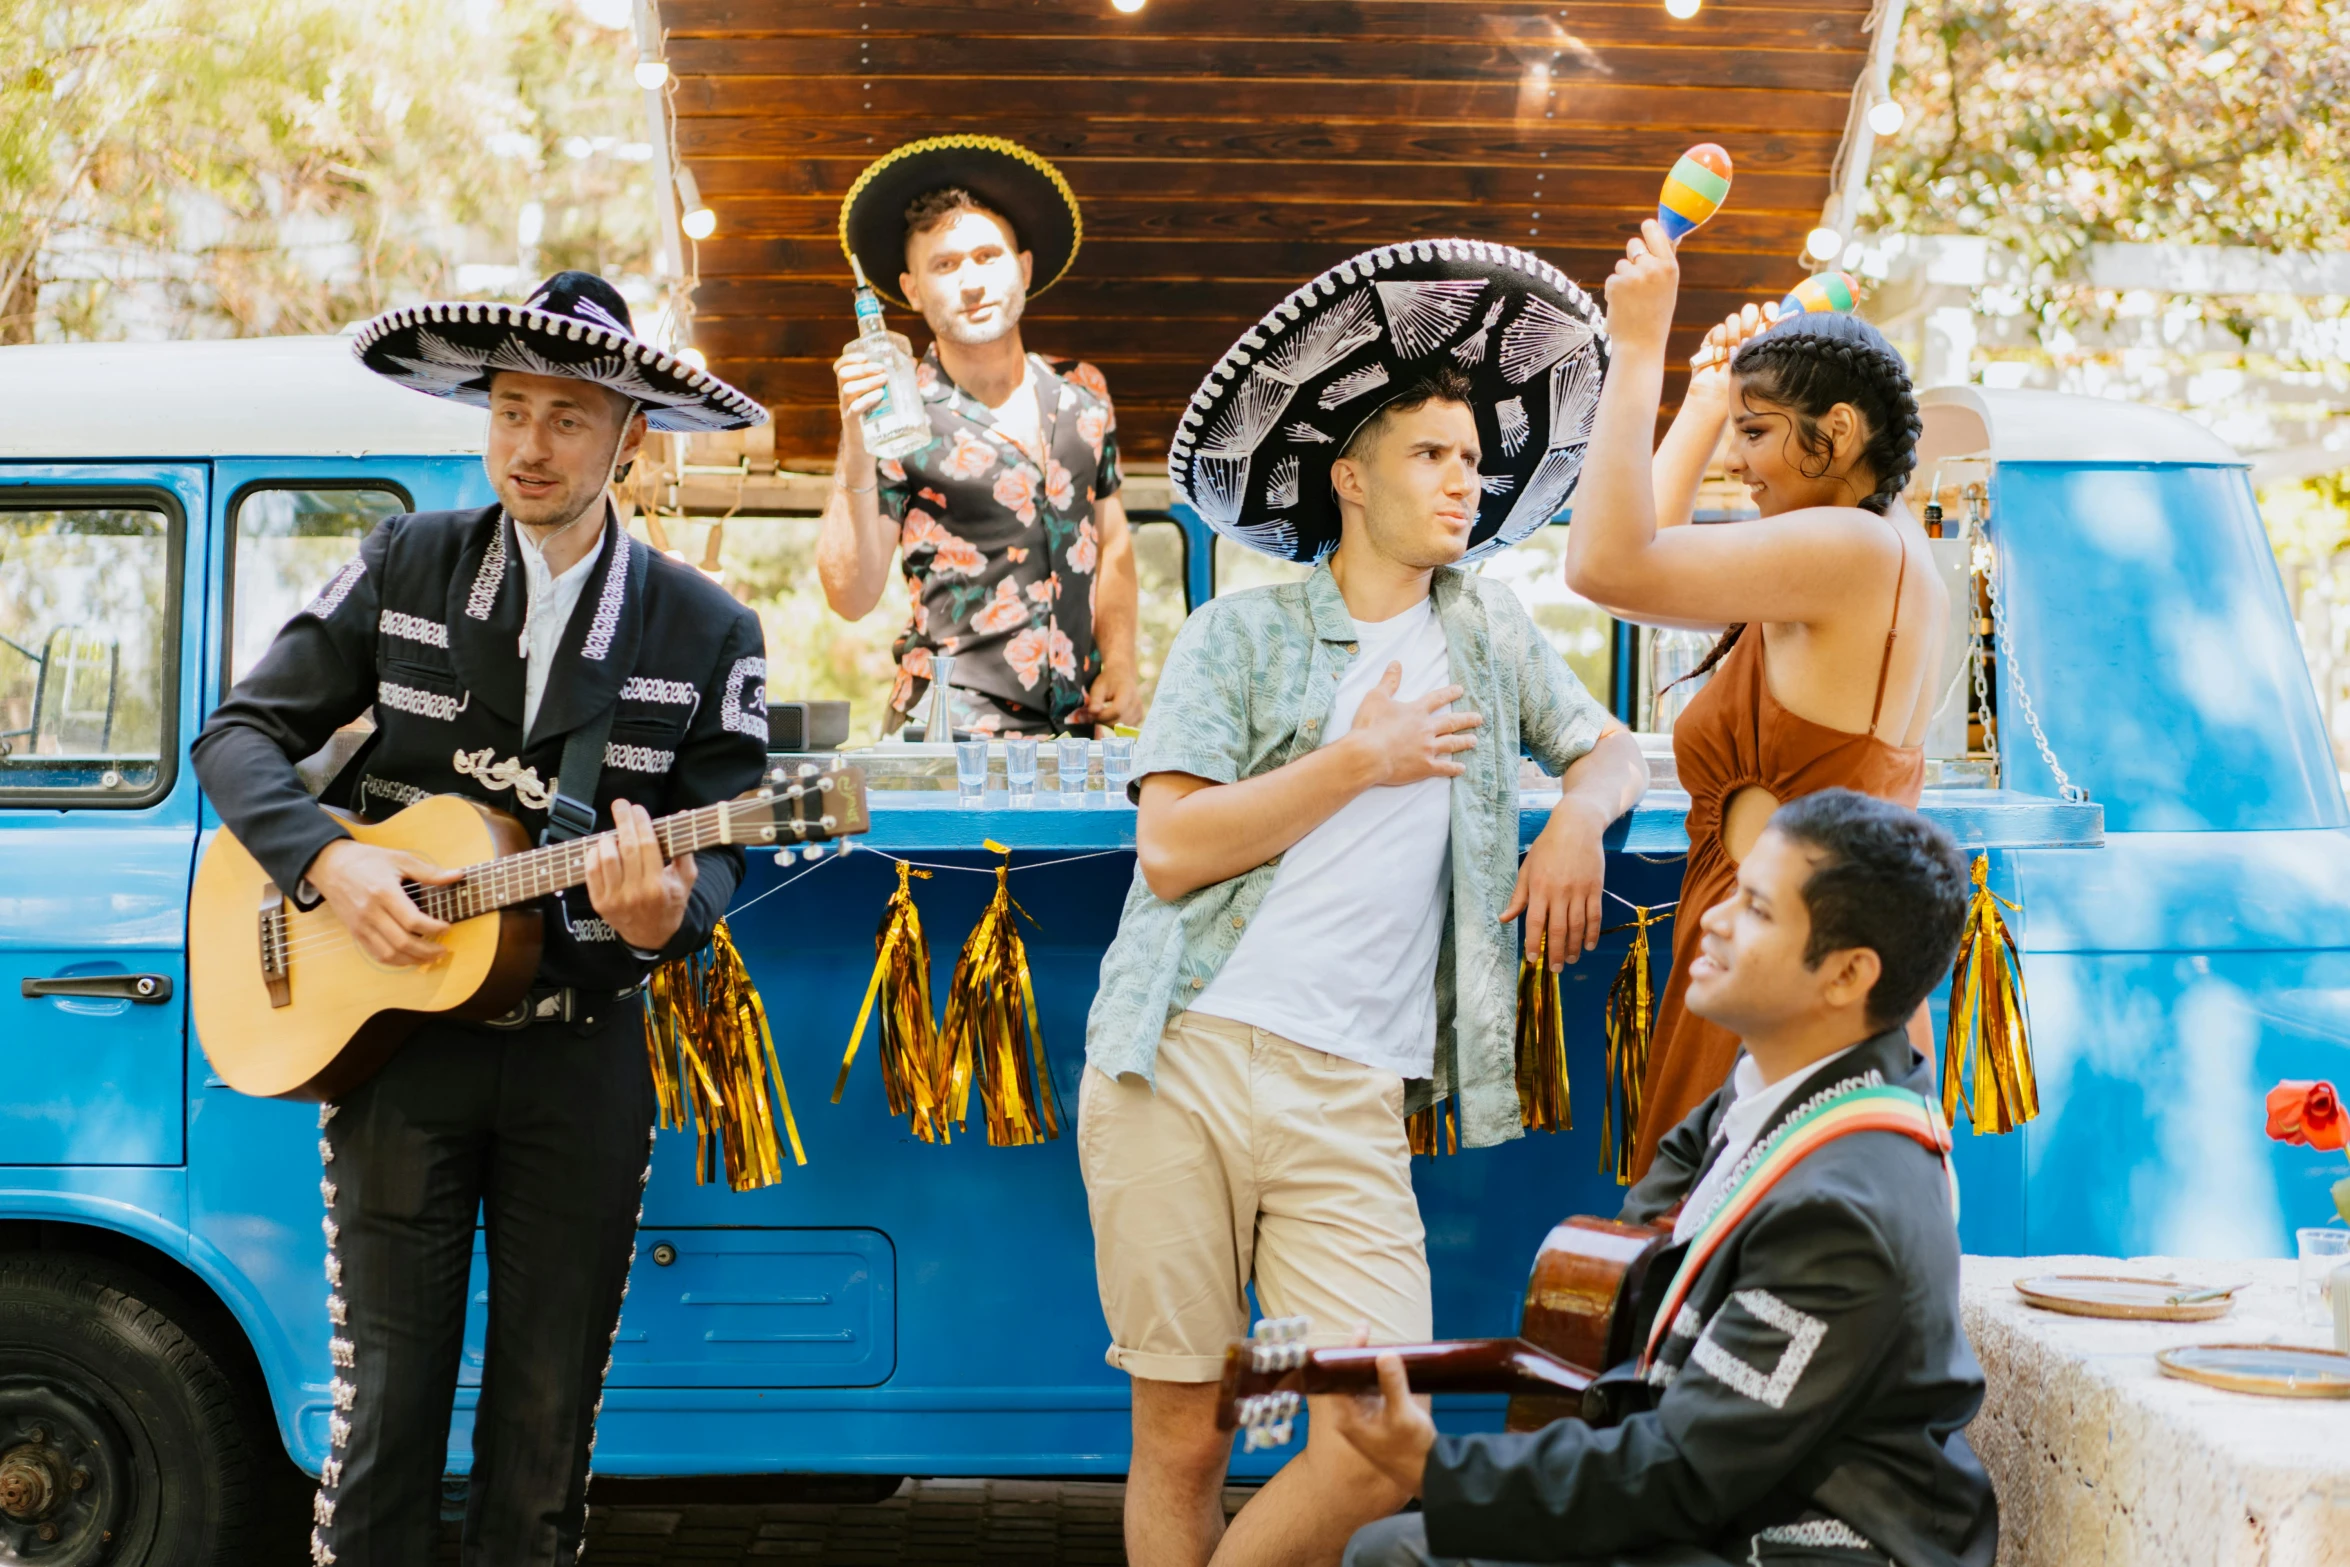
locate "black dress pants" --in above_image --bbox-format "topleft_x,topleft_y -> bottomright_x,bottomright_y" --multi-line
311,1004 -> 656,1567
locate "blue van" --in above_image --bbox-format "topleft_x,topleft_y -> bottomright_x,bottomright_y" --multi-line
0,336 -> 2339,1558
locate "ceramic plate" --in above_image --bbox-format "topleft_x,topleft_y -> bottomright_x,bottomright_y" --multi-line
2012,1274 -> 2238,1321
2156,1344 -> 2350,1398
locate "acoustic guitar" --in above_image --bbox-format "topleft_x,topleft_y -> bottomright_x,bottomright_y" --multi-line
1218,1215 -> 1673,1449
191,762 -> 869,1103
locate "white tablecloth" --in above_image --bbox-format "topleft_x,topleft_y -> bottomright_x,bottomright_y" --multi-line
1961,1255 -> 2350,1567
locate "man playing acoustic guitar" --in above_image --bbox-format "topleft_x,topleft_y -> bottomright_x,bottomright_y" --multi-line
192,272 -> 772,1567
1332,790 -> 1999,1567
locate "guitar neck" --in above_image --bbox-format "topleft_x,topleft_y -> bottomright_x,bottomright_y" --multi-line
1294,1338 -> 1594,1401
414,804 -> 729,924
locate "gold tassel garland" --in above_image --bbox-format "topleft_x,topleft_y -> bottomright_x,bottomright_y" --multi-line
1599,906 -> 1663,1185
1515,935 -> 1571,1133
1942,855 -> 2040,1135
1407,1099 -> 1458,1157
644,919 -> 807,1190
940,841 -> 1062,1146
834,860 -> 966,1143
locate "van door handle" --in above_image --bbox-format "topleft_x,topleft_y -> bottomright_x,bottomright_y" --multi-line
22,973 -> 173,1003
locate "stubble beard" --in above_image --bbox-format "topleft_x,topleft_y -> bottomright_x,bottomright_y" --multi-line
932,278 -> 1028,347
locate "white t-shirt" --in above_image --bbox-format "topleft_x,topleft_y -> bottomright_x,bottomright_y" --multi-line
1192,596 -> 1455,1076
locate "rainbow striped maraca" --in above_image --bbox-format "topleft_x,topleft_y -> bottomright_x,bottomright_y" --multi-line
1657,144 -> 1733,243
1780,271 -> 1860,316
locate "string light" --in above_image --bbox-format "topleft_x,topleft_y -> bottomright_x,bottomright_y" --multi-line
1664,0 -> 1701,18
678,347 -> 708,371
1867,98 -> 1905,136
1805,227 -> 1844,261
676,166 -> 716,240
1111,0 -> 1147,11
634,57 -> 669,89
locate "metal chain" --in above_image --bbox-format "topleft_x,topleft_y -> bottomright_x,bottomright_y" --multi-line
1974,489 -> 2088,804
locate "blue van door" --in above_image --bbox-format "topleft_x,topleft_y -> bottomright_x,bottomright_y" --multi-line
0,465 -> 205,1166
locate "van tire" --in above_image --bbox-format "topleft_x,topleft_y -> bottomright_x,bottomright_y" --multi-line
0,1253 -> 274,1566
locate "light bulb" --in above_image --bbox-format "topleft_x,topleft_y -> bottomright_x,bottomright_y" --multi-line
681,206 -> 717,240
1866,97 -> 1905,136
1805,226 -> 1844,261
678,346 -> 707,371
633,57 -> 669,89
675,166 -> 715,240
1664,0 -> 1701,18
1111,0 -> 1146,11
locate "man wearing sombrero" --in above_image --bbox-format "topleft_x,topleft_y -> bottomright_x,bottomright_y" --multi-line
1081,240 -> 1649,1566
818,136 -> 1137,737
193,272 -> 771,1565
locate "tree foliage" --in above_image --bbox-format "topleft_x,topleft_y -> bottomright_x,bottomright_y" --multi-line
1872,0 -> 2350,279
0,0 -> 653,343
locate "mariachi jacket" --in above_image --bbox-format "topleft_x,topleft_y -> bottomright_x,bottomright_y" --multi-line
1420,1027 -> 1998,1567
193,505 -> 770,994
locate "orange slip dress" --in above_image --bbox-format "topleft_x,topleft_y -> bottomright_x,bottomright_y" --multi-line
1632,533 -> 1925,1180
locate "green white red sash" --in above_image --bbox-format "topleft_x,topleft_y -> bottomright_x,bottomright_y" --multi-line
1640,1079 -> 1953,1370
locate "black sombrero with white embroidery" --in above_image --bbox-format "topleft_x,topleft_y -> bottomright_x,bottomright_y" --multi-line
350,270 -> 766,433
1168,238 -> 1607,564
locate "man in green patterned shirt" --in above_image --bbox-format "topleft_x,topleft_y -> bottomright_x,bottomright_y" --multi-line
1081,239 -> 1648,1567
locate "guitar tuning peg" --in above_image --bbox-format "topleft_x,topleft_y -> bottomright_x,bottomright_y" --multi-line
817,775 -> 835,793
797,762 -> 819,779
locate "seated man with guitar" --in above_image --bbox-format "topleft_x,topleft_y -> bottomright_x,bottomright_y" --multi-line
191,272 -> 776,1566
1327,790 -> 1998,1567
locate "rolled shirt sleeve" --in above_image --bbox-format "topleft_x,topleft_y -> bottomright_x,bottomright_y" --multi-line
1519,620 -> 1616,778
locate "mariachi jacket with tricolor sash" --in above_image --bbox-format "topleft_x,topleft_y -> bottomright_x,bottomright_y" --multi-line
193,504 -> 769,994
1419,1025 -> 1998,1567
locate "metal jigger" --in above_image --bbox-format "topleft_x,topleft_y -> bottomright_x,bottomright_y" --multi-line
925,653 -> 958,743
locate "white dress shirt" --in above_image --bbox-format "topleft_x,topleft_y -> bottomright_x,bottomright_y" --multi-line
513,509 -> 607,735
1672,1043 -> 1865,1244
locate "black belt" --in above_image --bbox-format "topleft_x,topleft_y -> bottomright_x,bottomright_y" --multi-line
482,983 -> 644,1031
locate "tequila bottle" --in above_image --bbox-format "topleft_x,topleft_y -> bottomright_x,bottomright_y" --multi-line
850,257 -> 931,461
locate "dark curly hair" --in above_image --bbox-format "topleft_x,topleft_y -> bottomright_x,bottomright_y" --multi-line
903,186 -> 1020,252
1769,788 -> 1969,1029
1669,312 -> 1923,697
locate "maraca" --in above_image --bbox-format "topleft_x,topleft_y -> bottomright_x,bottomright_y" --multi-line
1781,270 -> 1860,316
1657,144 -> 1733,244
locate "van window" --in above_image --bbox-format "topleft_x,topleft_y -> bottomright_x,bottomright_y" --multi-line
0,503 -> 174,800
229,486 -> 407,686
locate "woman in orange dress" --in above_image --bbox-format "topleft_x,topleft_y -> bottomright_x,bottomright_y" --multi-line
1567,221 -> 1950,1179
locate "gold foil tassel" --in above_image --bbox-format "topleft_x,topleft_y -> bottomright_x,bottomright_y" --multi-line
644,919 -> 807,1189
1942,855 -> 2041,1135
940,842 -> 1061,1146
834,860 -> 963,1142
1600,906 -> 1661,1185
1407,1099 -> 1458,1157
1516,935 -> 1571,1133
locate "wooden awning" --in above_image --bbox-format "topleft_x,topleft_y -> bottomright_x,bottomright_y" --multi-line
663,0 -> 1874,469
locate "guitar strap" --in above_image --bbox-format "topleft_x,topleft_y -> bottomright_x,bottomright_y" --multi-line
541,537 -> 652,846
1639,1081 -> 1952,1372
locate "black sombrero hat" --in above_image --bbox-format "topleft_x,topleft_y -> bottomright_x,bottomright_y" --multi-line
840,136 -> 1082,310
1169,238 -> 1609,564
351,270 -> 766,434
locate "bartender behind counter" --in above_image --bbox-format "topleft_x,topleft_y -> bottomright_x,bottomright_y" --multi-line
819,136 -> 1138,738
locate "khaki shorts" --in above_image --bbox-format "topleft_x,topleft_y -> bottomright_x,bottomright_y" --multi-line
1078,1009 -> 1432,1383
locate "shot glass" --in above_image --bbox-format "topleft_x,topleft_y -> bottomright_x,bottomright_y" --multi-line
1102,735 -> 1136,795
1004,736 -> 1039,797
954,737 -> 990,801
2299,1227 -> 2350,1325
1057,736 -> 1092,797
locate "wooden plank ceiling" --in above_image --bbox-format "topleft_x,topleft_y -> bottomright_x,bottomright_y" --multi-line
664,0 -> 1873,469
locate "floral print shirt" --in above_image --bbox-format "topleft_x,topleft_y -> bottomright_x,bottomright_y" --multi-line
877,349 -> 1122,730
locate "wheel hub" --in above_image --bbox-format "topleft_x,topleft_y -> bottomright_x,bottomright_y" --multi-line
0,1380 -> 126,1562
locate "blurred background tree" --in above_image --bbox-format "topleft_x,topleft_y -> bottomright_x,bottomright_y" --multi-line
0,0 -> 655,344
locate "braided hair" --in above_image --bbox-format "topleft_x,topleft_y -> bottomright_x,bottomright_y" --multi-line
1666,312 -> 1923,697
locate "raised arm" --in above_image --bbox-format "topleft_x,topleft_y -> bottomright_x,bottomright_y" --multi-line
815,343 -> 902,620
1565,223 -> 1881,630
1650,303 -> 1776,532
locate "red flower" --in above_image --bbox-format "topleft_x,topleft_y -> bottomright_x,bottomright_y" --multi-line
943,429 -> 996,481
1045,458 -> 1076,512
1048,627 -> 1077,680
1005,626 -> 1049,689
1063,360 -> 1111,403
1068,518 -> 1098,575
899,507 -> 948,557
2266,1080 -> 2346,1152
932,534 -> 986,580
879,457 -> 906,484
1076,406 -> 1109,461
971,577 -> 1032,635
901,646 -> 933,680
993,465 -> 1039,524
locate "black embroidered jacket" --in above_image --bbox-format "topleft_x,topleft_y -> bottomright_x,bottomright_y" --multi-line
1420,1027 -> 1999,1567
193,504 -> 770,993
